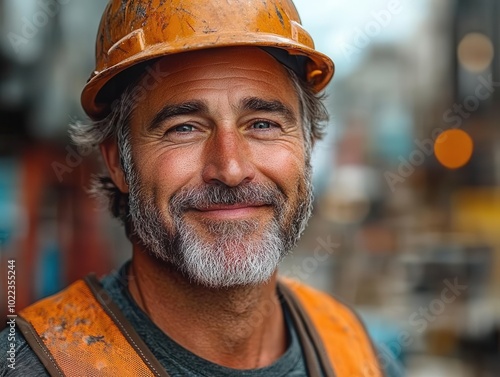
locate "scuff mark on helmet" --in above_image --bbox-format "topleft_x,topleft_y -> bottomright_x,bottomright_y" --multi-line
275,5 -> 285,27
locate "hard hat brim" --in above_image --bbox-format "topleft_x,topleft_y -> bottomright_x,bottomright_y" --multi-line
81,33 -> 334,120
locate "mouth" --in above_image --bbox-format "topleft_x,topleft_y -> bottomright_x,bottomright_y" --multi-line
189,203 -> 271,220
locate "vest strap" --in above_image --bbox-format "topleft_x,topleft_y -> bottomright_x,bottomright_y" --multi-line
279,278 -> 383,377
17,316 -> 65,376
84,274 -> 170,377
19,276 -> 169,377
279,284 -> 333,377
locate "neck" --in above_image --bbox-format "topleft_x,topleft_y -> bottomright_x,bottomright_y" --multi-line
127,246 -> 287,369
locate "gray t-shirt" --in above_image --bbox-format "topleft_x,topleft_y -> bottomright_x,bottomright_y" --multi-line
0,263 -> 309,376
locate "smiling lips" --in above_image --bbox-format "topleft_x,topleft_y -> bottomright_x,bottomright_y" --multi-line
192,203 -> 270,219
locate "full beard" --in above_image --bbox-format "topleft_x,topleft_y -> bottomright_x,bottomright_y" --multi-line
127,167 -> 313,288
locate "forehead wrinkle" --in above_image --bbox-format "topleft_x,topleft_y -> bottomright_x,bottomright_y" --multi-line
160,74 -> 288,87
161,76 -> 292,97
154,61 -> 277,81
157,59 -> 283,72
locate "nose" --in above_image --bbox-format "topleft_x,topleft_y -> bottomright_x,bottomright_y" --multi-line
201,128 -> 256,187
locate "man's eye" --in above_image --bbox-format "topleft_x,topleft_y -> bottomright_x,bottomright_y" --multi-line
171,124 -> 195,132
252,121 -> 273,129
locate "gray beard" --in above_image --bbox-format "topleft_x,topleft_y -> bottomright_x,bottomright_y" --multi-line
127,168 -> 313,288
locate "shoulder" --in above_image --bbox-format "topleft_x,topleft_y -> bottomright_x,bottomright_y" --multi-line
279,278 -> 383,376
279,277 -> 374,341
0,326 -> 49,376
279,277 -> 364,324
0,270 -> 129,377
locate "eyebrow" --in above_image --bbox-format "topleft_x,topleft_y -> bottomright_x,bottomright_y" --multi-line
240,97 -> 298,124
148,100 -> 208,132
147,97 -> 298,132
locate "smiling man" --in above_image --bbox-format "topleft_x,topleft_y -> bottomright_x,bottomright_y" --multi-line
119,48 -> 313,292
0,0 -> 383,376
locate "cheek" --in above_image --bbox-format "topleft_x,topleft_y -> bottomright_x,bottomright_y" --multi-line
253,144 -> 306,195
133,147 -> 203,201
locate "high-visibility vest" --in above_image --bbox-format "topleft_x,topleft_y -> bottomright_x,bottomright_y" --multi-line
18,275 -> 383,377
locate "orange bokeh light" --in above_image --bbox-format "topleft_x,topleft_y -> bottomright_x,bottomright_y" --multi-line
434,129 -> 474,169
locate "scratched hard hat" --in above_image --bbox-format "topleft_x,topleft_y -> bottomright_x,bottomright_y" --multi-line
81,0 -> 335,120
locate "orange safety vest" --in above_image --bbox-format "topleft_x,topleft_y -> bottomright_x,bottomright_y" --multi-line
18,275 -> 383,377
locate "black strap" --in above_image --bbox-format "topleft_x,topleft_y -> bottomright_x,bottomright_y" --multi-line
84,274 -> 171,377
16,316 -> 65,377
279,282 -> 337,377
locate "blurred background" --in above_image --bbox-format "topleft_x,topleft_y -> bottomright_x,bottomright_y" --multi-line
0,0 -> 499,375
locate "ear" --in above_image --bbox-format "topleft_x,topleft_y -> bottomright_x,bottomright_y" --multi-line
100,139 -> 129,193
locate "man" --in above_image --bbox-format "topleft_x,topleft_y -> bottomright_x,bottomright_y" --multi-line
1,0 -> 382,375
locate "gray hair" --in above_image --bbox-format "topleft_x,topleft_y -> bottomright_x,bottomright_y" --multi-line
70,66 -> 329,231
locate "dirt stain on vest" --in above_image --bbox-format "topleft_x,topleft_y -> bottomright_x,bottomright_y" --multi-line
85,335 -> 106,346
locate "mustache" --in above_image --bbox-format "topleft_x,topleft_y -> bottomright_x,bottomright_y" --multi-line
169,182 -> 287,213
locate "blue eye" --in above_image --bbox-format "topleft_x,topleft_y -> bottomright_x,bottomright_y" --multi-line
173,124 -> 195,132
252,121 -> 272,129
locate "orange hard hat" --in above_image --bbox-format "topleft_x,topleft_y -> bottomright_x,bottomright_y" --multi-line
81,0 -> 335,120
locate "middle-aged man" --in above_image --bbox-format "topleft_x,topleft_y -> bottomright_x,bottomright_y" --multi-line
1,0 -> 385,376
